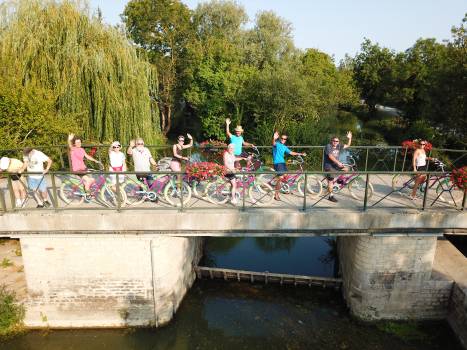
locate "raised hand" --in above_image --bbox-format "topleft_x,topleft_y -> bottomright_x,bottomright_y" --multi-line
129,139 -> 135,147
347,131 -> 352,139
187,133 -> 193,140
225,118 -> 231,125
273,131 -> 279,140
68,133 -> 75,141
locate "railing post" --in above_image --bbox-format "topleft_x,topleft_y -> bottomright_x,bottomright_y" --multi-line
321,147 -> 325,172
50,173 -> 59,209
392,149 -> 398,172
242,174 -> 246,211
7,175 -> 16,211
0,188 -> 7,213
422,173 -> 430,210
363,173 -> 370,211
401,147 -> 408,172
364,148 -> 369,172
302,173 -> 307,211
116,171 -> 121,212
179,173 -> 184,212
462,188 -> 466,211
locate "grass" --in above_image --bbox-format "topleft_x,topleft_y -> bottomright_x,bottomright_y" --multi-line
0,285 -> 25,339
376,321 -> 427,342
1,258 -> 13,268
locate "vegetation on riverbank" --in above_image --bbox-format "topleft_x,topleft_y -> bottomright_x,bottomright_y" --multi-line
0,285 -> 25,339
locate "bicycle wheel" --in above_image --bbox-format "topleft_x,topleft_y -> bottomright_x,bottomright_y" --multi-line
297,175 -> 322,198
123,181 -> 146,206
99,185 -> 127,208
392,174 -> 413,192
348,176 -> 373,201
164,180 -> 192,207
59,180 -> 84,205
205,181 -> 231,204
436,180 -> 464,205
248,180 -> 274,204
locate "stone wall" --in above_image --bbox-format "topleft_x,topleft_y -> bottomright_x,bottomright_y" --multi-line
338,236 -> 453,320
448,284 -> 467,348
20,235 -> 203,327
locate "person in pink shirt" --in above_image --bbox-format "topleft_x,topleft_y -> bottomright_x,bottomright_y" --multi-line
67,133 -> 101,194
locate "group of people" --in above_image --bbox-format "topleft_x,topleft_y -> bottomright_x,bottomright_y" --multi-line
0,122 -> 432,207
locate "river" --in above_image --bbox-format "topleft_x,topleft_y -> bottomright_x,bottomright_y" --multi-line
0,237 -> 461,350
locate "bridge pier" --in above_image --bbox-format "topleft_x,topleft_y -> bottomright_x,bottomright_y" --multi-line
338,235 -> 452,320
20,235 -> 203,328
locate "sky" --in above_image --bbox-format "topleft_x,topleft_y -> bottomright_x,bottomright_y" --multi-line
89,0 -> 466,62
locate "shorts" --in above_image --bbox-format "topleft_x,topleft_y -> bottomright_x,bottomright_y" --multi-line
225,173 -> 237,180
273,163 -> 288,175
11,174 -> 21,181
28,177 -> 47,192
416,165 -> 426,172
109,173 -> 125,186
136,174 -> 154,184
324,164 -> 341,181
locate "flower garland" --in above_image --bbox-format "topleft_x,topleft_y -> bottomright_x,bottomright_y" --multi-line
401,139 -> 433,153
186,162 -> 226,181
451,166 -> 467,190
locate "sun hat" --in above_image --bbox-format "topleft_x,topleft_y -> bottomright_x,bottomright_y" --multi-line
0,157 -> 10,171
234,125 -> 244,133
111,141 -> 121,148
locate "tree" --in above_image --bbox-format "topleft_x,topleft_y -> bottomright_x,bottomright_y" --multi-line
123,0 -> 193,135
0,0 -> 161,144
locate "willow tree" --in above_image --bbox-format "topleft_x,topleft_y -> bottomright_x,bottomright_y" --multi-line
0,0 -> 162,145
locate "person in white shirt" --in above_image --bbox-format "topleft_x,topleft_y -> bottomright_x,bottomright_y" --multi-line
223,143 -> 249,205
127,138 -> 157,184
108,141 -> 126,188
20,147 -> 52,208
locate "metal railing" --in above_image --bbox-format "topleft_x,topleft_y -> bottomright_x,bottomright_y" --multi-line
0,168 -> 465,213
0,144 -> 466,172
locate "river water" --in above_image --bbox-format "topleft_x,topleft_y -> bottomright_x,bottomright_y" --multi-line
1,237 -> 461,350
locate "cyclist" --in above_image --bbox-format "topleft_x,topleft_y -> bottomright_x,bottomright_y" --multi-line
410,140 -> 432,200
67,133 -> 102,197
324,131 -> 352,203
272,131 -> 306,201
0,157 -> 26,207
170,134 -> 193,172
225,118 -> 254,168
108,141 -> 126,190
20,148 -> 52,208
223,143 -> 250,205
127,138 -> 157,184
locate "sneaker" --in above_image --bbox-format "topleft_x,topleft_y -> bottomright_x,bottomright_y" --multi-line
43,200 -> 51,208
84,194 -> 92,202
36,204 -> 44,208
328,196 -> 338,203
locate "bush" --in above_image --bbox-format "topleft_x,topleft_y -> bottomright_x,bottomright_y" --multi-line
0,285 -> 25,338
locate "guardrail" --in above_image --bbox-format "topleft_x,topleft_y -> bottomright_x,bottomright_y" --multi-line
0,169 -> 465,213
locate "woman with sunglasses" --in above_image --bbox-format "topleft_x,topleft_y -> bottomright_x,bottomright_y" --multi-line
108,141 -> 127,189
410,140 -> 432,200
170,134 -> 193,172
67,133 -> 101,196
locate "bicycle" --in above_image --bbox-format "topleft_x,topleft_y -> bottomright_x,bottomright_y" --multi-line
320,156 -> 373,201
258,155 -> 322,198
205,172 -> 274,205
59,166 -> 126,207
392,159 -> 464,205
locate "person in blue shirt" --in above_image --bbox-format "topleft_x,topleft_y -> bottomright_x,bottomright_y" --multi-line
272,131 -> 306,201
225,118 -> 254,168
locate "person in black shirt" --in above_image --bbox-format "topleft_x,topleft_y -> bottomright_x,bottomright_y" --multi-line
323,131 -> 352,203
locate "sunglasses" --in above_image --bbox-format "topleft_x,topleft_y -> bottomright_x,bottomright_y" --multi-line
281,137 -> 287,141
113,145 -> 121,149
136,142 -> 144,146
420,143 -> 427,146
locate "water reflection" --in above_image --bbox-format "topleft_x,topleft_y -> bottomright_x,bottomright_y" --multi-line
202,237 -> 336,277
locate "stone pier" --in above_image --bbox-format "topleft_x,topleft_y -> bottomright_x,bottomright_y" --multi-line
338,236 -> 453,320
20,235 -> 203,328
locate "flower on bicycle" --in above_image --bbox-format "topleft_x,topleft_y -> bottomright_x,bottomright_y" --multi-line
451,166 -> 467,190
186,162 -> 226,181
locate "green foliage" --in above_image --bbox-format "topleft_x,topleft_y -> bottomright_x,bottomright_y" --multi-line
0,259 -> 13,268
0,285 -> 25,338
0,0 -> 161,145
